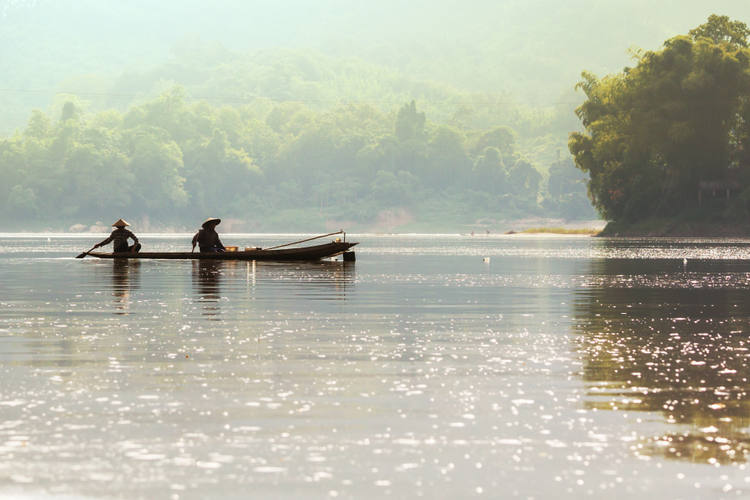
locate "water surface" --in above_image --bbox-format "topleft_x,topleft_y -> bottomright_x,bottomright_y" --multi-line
1,234 -> 750,498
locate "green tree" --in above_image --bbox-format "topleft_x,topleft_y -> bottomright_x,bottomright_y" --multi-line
473,126 -> 515,156
395,100 -> 425,143
569,16 -> 750,222
426,125 -> 471,187
122,125 -> 187,214
371,170 -> 418,203
472,147 -> 508,193
507,159 -> 542,200
545,158 -> 595,219
64,130 -> 132,215
184,129 -> 261,214
7,185 -> 39,217
689,14 -> 750,47
60,101 -> 79,122
24,110 -> 51,139
0,76 -> 570,229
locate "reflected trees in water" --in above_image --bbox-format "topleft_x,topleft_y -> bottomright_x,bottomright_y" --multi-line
573,258 -> 750,464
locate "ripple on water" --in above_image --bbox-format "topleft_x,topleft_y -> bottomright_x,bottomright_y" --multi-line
1,235 -> 750,498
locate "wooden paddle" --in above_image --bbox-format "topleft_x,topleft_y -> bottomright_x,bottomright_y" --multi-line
76,245 -> 98,258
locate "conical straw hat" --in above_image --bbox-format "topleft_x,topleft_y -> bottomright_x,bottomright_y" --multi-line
201,217 -> 221,228
112,218 -> 130,227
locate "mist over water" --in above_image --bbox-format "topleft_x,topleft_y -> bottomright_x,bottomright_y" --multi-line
1,234 -> 750,498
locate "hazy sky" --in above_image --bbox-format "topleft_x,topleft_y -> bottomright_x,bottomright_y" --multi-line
3,0 -> 750,123
6,0 -> 750,67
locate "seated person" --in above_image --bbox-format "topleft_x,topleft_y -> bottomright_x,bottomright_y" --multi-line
94,219 -> 141,253
192,218 -> 226,253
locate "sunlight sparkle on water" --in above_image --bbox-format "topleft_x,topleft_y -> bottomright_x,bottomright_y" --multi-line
1,235 -> 750,498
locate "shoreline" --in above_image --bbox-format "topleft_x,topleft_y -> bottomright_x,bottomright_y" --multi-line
597,219 -> 750,238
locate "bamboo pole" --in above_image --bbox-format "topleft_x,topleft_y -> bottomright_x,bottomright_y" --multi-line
264,230 -> 344,250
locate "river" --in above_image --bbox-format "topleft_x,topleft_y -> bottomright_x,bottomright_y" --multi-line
1,233 -> 750,499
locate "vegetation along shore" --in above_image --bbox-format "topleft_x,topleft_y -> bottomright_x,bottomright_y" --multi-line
569,15 -> 750,237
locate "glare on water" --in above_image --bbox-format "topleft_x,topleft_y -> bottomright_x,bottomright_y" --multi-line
1,234 -> 750,498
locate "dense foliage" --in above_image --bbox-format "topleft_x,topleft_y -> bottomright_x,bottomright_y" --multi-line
569,16 -> 750,223
0,91 -> 592,231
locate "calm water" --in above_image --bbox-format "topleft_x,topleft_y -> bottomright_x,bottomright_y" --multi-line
2,234 -> 750,499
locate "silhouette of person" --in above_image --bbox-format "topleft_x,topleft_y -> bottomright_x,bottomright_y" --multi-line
191,218 -> 225,253
94,219 -> 141,253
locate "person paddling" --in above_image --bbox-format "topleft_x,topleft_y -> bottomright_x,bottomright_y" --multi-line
93,219 -> 141,253
192,218 -> 226,253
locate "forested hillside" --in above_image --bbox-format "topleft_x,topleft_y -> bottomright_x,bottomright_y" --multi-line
0,90 -> 590,231
2,1 -> 749,230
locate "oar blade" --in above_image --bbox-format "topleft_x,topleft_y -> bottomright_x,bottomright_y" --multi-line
76,246 -> 97,258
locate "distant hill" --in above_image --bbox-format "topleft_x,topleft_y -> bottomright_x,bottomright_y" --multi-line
4,1 -> 749,230
2,0 -> 750,135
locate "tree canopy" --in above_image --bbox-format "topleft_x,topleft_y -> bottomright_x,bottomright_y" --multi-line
0,92 -> 594,231
569,16 -> 750,223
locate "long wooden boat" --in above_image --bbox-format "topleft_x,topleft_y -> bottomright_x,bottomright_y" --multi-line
87,241 -> 357,261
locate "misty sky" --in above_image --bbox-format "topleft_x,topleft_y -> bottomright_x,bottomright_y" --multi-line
2,0 -> 750,121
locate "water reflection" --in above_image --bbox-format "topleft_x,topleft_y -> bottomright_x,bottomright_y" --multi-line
243,260 -> 355,299
575,258 -> 750,464
280,261 -> 355,300
192,260 -> 223,318
110,259 -> 140,314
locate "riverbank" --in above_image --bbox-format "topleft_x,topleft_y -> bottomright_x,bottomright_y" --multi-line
511,227 -> 599,235
598,217 -> 750,237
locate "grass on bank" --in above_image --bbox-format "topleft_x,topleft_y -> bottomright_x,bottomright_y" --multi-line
517,227 -> 599,235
